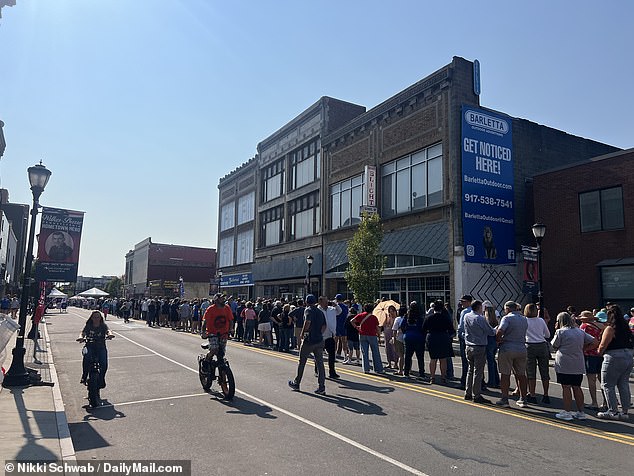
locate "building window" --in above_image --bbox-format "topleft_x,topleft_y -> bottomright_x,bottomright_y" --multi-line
220,202 -> 235,231
384,254 -> 447,269
236,230 -> 253,264
291,139 -> 320,190
289,191 -> 320,239
330,173 -> 364,230
237,191 -> 255,225
381,143 -> 443,218
260,205 -> 284,247
579,186 -> 624,232
219,237 -> 234,267
262,159 -> 285,202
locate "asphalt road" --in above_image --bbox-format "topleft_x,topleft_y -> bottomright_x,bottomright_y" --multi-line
47,308 -> 633,476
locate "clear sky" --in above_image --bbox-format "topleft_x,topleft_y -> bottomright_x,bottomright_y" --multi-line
1,0 -> 632,277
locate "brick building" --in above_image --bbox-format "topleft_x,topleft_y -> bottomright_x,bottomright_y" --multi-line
218,56 -> 621,308
533,148 -> 634,313
124,238 -> 216,299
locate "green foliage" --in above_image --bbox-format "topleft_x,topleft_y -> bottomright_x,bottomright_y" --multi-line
104,276 -> 123,297
344,212 -> 385,306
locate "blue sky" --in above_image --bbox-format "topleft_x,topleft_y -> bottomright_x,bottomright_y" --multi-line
1,0 -> 632,277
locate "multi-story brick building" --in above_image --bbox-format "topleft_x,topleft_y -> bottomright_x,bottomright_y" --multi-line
218,56 -> 621,308
124,238 -> 216,299
533,148 -> 634,313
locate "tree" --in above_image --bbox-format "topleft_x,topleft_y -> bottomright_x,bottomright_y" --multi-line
104,276 -> 123,297
344,212 -> 385,305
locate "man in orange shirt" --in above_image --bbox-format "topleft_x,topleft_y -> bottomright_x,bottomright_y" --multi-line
202,294 -> 234,356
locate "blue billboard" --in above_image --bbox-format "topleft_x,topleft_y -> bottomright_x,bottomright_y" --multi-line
461,106 -> 515,264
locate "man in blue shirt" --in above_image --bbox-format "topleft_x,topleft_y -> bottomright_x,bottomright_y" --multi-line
463,300 -> 496,404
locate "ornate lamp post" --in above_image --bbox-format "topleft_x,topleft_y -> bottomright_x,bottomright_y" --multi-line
306,255 -> 314,295
3,162 -> 52,388
532,223 -> 547,317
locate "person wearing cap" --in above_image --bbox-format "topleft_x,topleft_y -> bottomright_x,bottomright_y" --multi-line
462,300 -> 495,404
457,295 -> 474,390
317,296 -> 341,379
289,294 -> 327,395
495,301 -> 529,408
334,294 -> 349,359
579,310 -> 606,410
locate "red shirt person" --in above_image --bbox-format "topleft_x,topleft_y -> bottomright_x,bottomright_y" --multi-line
202,295 -> 234,338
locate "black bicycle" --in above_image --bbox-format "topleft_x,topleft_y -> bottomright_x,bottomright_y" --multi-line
77,336 -> 114,408
198,333 -> 235,400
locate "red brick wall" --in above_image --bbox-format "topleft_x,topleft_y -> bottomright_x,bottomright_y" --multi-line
533,150 -> 634,313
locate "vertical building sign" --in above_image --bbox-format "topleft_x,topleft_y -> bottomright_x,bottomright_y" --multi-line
35,207 -> 85,282
461,106 -> 515,264
364,165 -> 376,207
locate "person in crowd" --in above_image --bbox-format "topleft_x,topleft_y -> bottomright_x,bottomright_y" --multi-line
524,303 -> 551,404
353,303 -> 384,374
257,301 -> 273,347
147,299 -> 157,328
234,299 -> 245,342
141,299 -> 149,322
190,299 -> 200,333
241,301 -> 257,344
579,310 -> 605,410
289,299 -> 305,350
344,307 -> 361,365
423,301 -> 454,384
457,295 -> 473,390
597,305 -> 634,420
335,294 -> 349,359
551,311 -> 597,420
169,299 -> 180,330
391,306 -> 406,375
179,300 -> 191,332
270,300 -> 283,350
9,296 -> 20,319
402,301 -> 426,380
159,298 -> 169,327
0,295 -> 10,315
279,303 -> 294,352
383,305 -> 398,370
482,300 -> 500,388
495,301 -> 529,408
317,296 -> 341,378
462,300 -> 495,403
30,299 -> 46,364
288,294 -> 326,395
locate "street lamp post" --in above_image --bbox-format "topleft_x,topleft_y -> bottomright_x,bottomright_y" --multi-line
217,270 -> 223,295
306,255 -> 314,296
532,223 -> 547,318
3,162 -> 52,388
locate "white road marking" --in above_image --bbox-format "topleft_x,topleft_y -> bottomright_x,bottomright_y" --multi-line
114,331 -> 429,476
101,393 -> 209,408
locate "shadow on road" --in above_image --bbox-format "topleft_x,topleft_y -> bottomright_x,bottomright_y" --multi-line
82,400 -> 126,421
68,421 -> 111,452
334,378 -> 395,394
305,391 -> 386,415
219,396 -> 277,419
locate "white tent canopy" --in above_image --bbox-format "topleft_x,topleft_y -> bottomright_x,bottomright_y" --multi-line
78,287 -> 109,298
47,288 -> 68,298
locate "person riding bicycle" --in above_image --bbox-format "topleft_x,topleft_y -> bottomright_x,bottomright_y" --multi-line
201,294 -> 234,357
77,310 -> 114,387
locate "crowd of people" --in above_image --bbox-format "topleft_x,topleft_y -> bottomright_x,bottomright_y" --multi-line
77,292 -> 634,421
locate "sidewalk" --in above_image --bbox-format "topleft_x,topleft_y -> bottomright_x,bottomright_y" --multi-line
0,317 -> 75,464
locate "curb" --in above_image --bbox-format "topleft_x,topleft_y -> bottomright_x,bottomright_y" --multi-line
42,318 -> 77,463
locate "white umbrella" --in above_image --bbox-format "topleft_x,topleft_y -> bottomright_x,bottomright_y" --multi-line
78,287 -> 109,298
